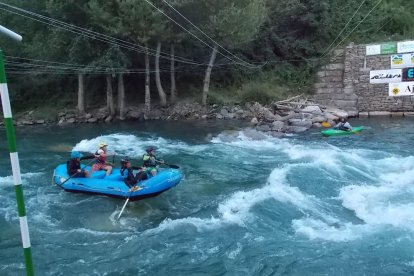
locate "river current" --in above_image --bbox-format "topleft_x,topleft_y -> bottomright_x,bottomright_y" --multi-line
1,118 -> 414,275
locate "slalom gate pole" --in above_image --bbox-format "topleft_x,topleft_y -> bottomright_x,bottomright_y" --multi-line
0,49 -> 34,275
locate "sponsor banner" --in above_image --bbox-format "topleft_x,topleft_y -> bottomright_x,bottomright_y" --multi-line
366,42 -> 397,56
402,68 -> 414,82
391,53 -> 414,68
370,69 -> 402,84
381,42 -> 397,54
397,41 -> 414,54
389,82 -> 414,97
366,45 -> 381,56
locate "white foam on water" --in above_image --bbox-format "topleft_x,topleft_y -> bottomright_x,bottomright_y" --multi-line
73,133 -> 207,159
292,218 -> 372,242
0,172 -> 43,187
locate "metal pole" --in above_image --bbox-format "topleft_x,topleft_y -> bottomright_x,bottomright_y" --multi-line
0,25 -> 34,275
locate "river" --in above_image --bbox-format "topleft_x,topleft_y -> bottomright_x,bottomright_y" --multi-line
1,118 -> 414,275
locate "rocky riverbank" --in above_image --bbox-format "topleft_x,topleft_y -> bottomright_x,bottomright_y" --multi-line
1,98 -> 352,137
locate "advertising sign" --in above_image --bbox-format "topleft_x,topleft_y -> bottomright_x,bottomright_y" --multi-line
389,82 -> 414,97
370,69 -> 402,84
381,42 -> 397,54
391,53 -> 414,68
366,42 -> 397,56
397,41 -> 414,53
402,68 -> 414,82
366,45 -> 381,56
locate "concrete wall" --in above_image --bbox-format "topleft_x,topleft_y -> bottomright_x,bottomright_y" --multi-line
313,43 -> 414,117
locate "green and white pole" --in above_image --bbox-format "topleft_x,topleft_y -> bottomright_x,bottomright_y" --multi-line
0,26 -> 34,276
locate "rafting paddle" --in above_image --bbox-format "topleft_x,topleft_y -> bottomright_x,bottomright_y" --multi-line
60,157 -> 95,185
117,185 -> 142,220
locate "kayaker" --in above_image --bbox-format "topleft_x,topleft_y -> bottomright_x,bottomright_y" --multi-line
120,157 -> 147,191
92,142 -> 113,175
67,151 -> 94,178
142,146 -> 164,176
334,118 -> 352,131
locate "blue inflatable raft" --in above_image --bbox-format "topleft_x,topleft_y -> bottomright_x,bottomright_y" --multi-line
53,164 -> 183,201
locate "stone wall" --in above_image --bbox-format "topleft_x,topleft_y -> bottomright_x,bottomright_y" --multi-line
313,43 -> 414,116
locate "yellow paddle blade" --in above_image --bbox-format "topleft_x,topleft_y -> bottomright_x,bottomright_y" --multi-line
322,121 -> 331,128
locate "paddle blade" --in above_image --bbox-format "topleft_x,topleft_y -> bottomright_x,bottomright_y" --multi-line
168,164 -> 180,169
117,197 -> 130,220
322,121 -> 331,128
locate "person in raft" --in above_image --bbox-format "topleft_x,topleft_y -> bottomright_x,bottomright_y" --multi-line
142,146 -> 164,176
92,142 -> 113,175
120,157 -> 148,191
334,117 -> 352,131
67,151 -> 95,178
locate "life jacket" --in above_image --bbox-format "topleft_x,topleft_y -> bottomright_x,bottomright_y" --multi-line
338,122 -> 349,131
142,153 -> 156,167
95,150 -> 106,164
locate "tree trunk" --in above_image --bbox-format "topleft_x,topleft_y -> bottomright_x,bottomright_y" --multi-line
202,45 -> 218,106
155,41 -> 167,106
106,74 -> 115,116
170,43 -> 177,104
77,73 -> 85,114
118,73 -> 126,120
145,48 -> 151,114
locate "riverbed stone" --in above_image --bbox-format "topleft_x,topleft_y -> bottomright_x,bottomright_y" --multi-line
289,119 -> 312,128
256,124 -> 271,132
243,129 -> 267,140
87,118 -> 98,123
271,121 -> 284,131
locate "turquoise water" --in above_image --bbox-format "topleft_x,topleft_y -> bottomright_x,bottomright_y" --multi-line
1,118 -> 414,275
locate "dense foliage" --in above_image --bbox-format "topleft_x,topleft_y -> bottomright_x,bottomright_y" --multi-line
0,0 -> 413,114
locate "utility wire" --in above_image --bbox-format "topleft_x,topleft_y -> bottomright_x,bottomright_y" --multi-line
0,2 -> 204,65
324,0 -> 383,57
143,0 -> 258,68
162,0 -> 257,68
320,0 -> 368,58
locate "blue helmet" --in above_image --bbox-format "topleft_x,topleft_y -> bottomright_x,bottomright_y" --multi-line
71,151 -> 83,159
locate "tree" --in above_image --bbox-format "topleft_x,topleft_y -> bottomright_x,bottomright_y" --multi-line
176,0 -> 267,105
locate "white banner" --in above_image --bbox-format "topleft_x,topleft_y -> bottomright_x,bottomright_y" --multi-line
366,45 -> 381,56
398,41 -> 414,54
389,82 -> 414,97
370,69 -> 402,84
390,53 -> 414,68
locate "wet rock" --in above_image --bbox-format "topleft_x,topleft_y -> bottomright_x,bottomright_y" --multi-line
324,107 -> 348,118
35,120 -> 45,124
85,113 -> 92,119
286,126 -> 309,133
58,118 -> 65,125
270,131 -> 286,138
67,118 -> 76,124
250,117 -> 259,125
220,108 -> 229,117
271,121 -> 284,131
87,118 -> 98,123
22,120 -> 34,125
256,124 -> 271,132
288,119 -> 312,128
216,130 -> 239,142
311,116 -> 327,123
201,115 -> 207,119
216,114 -> 224,119
313,123 -> 322,128
302,105 -> 322,114
105,116 -> 113,123
243,128 -> 268,140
